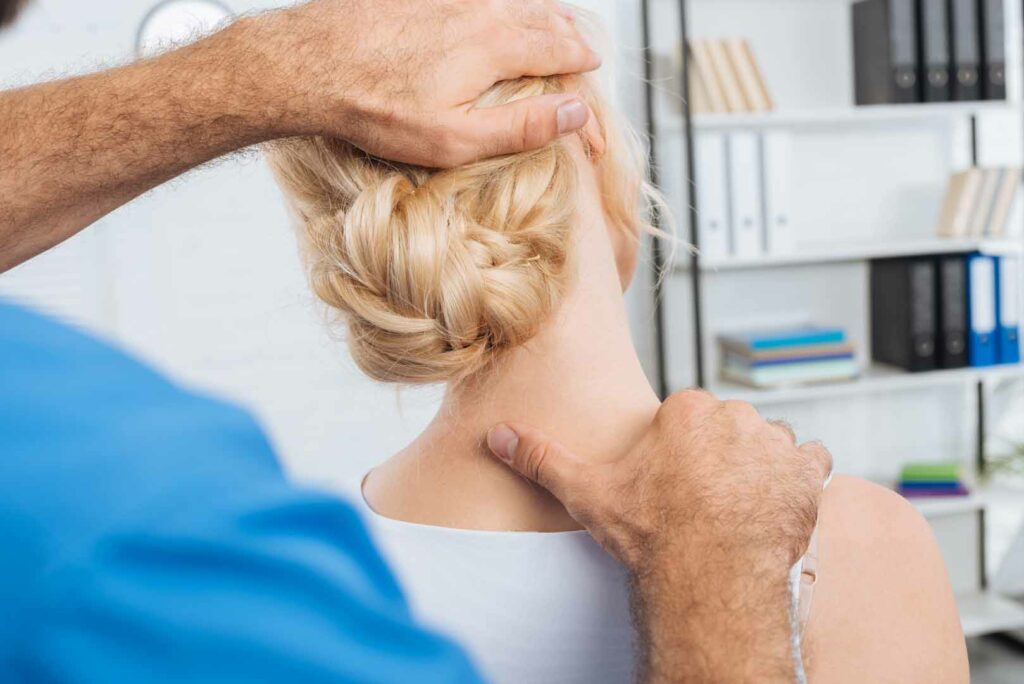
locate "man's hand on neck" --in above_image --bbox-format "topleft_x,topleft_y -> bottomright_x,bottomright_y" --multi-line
0,0 -> 599,273
489,391 -> 831,683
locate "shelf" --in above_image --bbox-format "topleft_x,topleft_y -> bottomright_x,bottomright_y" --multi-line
667,102 -> 1023,132
909,494 -> 986,519
958,592 -> 1024,638
710,363 -> 1024,405
682,238 -> 1024,272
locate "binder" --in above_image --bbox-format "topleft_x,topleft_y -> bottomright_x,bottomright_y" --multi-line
919,0 -> 951,101
694,132 -> 732,260
707,39 -> 749,112
985,167 -> 1022,236
979,0 -> 1007,100
967,254 -> 998,366
724,38 -> 773,112
726,131 -> 765,259
688,59 -> 712,115
689,39 -> 728,114
760,130 -> 794,254
936,168 -> 983,237
950,0 -> 982,101
936,255 -> 969,369
853,0 -> 920,104
870,258 -> 938,372
968,167 -> 1003,237
997,256 -> 1021,364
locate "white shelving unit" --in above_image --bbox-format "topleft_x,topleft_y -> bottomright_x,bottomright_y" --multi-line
646,0 -> 1024,641
688,238 -> 1024,271
912,494 -> 987,519
713,362 -> 1024,406
687,101 -> 1023,130
959,592 -> 1024,639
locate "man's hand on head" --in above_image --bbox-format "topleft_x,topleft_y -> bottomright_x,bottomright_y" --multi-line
0,0 -> 601,272
237,0 -> 601,167
487,390 -> 832,684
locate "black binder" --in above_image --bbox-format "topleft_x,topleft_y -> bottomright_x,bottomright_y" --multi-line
936,255 -> 969,368
980,0 -> 1006,100
870,258 -> 938,372
918,0 -> 951,101
949,0 -> 982,101
853,0 -> 920,105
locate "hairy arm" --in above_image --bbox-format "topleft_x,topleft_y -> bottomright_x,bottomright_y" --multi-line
0,0 -> 598,273
0,26 -> 268,272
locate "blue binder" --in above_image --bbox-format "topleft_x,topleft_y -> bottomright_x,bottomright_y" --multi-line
967,254 -> 998,367
997,256 -> 1021,364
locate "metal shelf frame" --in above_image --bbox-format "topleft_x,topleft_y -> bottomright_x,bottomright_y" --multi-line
639,0 -> 1024,639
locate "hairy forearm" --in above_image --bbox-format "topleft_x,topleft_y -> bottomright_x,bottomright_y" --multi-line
634,556 -> 796,683
0,20 -> 276,272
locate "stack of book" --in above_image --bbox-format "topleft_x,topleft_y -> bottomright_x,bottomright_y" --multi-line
898,462 -> 970,498
936,166 -> 1023,239
719,327 -> 859,389
688,37 -> 774,115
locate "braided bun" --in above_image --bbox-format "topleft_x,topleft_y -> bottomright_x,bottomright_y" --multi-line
268,73 -> 652,385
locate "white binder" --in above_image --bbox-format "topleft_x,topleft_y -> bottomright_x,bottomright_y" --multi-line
694,132 -> 731,260
760,131 -> 794,255
727,131 -> 765,259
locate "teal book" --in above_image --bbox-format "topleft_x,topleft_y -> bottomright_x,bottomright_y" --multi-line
719,326 -> 847,354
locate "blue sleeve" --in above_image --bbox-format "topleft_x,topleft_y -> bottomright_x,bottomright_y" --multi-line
0,300 -> 483,684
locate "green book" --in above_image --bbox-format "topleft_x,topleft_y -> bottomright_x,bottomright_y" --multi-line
900,462 -> 962,482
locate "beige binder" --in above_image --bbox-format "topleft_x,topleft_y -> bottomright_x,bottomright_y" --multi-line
724,38 -> 773,112
688,38 -> 728,114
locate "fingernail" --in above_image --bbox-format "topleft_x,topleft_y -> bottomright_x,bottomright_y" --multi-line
557,99 -> 588,135
487,425 -> 519,463
558,3 -> 576,21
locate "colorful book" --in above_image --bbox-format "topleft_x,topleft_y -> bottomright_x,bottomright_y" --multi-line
900,462 -> 962,481
719,327 -> 847,354
723,351 -> 856,368
898,484 -> 970,497
721,358 -> 859,388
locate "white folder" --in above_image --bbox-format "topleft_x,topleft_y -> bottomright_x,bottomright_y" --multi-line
760,130 -> 794,255
726,131 -> 765,259
694,132 -> 731,260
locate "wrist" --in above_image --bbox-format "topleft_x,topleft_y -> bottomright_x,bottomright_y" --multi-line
632,551 -> 795,683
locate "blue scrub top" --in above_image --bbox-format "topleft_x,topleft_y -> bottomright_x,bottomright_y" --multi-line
0,300 -> 483,683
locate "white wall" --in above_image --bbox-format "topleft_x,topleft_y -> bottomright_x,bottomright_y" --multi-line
0,0 -> 655,494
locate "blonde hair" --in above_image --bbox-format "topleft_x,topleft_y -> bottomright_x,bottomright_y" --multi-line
267,69 -> 657,385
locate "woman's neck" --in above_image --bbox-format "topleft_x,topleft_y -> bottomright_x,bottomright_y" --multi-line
364,184 -> 661,531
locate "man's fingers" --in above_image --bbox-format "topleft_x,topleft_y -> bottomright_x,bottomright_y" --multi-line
463,94 -> 590,160
798,440 -> 834,487
487,423 -> 586,501
493,2 -> 601,81
769,419 -> 797,444
499,30 -> 601,80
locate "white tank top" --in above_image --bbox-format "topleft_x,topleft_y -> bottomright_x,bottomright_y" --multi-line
354,494 -> 637,684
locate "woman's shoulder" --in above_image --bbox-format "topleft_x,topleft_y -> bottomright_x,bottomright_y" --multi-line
362,447 -> 582,532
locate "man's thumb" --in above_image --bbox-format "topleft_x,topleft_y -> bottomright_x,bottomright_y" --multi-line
469,95 -> 589,159
486,423 -> 584,500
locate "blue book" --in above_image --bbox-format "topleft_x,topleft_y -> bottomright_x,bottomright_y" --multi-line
997,256 -> 1021,365
967,254 -> 999,367
720,326 -> 846,353
899,481 -> 964,490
